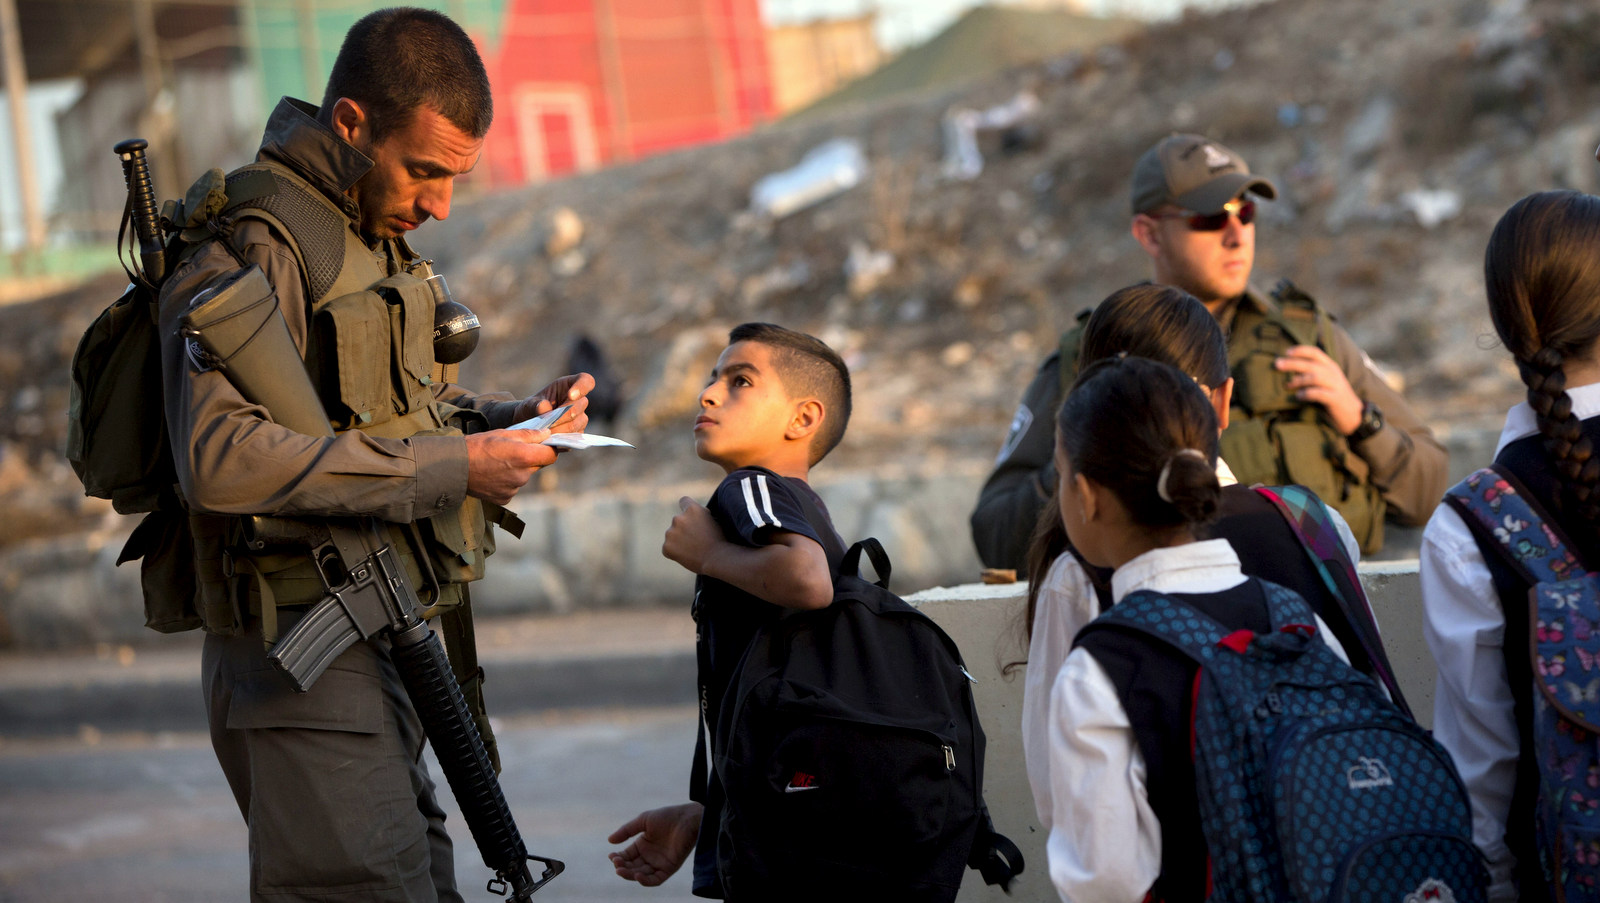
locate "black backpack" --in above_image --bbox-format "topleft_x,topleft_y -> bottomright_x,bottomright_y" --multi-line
711,532 -> 1023,902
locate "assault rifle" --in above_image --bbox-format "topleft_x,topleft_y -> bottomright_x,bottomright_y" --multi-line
181,265 -> 563,900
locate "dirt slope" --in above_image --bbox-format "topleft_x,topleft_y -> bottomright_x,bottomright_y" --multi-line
5,0 -> 1599,547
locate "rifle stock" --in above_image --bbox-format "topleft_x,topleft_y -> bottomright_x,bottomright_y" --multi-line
245,515 -> 414,692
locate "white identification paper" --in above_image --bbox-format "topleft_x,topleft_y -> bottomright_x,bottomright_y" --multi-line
507,404 -> 632,450
542,433 -> 634,450
507,404 -> 571,432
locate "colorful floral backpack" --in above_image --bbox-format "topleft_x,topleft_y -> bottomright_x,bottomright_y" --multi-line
1447,465 -> 1600,900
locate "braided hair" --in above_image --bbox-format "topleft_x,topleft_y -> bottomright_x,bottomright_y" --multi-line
1485,190 -> 1600,525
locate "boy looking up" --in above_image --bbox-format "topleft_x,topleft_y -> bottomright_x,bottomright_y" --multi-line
609,322 -> 853,900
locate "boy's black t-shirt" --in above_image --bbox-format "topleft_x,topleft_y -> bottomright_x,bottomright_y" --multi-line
689,467 -> 843,899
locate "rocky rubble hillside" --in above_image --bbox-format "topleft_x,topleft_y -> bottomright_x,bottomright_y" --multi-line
4,0 -> 1599,552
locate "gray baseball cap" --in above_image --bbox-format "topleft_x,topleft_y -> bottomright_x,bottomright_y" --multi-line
1130,134 -> 1278,215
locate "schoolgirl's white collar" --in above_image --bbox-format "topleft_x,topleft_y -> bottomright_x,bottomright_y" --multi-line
1497,381 -> 1600,456
1109,538 -> 1247,605
1216,456 -> 1238,487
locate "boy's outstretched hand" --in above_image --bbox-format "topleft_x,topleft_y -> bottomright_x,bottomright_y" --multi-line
663,497 -> 722,574
608,802 -> 703,886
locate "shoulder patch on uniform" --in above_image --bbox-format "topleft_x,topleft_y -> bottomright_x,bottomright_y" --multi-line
995,404 -> 1033,465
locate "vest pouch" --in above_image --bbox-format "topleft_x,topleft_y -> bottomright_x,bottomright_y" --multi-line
1232,348 -> 1302,418
425,498 -> 490,582
420,488 -> 492,592
189,512 -> 247,637
1254,418 -> 1384,554
1220,417 -> 1287,488
371,274 -> 438,418
68,282 -> 174,514
117,508 -> 202,634
238,548 -> 330,614
316,289 -> 393,431
1273,419 -> 1351,506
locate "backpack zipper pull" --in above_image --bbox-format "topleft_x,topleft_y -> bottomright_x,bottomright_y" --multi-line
943,745 -> 956,771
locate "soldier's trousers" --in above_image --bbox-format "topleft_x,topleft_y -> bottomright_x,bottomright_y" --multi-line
203,611 -> 464,903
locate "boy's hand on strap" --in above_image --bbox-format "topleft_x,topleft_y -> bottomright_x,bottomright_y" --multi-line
663,497 -> 722,574
608,802 -> 703,886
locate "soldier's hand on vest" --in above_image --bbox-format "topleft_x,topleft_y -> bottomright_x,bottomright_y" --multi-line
1275,345 -> 1363,435
511,372 -> 596,435
464,429 -> 559,504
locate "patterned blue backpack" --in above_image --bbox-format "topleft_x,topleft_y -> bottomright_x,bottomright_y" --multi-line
1447,466 -> 1600,901
1085,580 -> 1486,902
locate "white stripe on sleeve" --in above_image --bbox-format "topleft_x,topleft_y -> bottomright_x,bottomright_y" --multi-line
756,474 -> 783,528
741,476 -> 767,528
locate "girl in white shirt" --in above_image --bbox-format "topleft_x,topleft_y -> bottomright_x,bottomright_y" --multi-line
1019,283 -> 1236,829
1020,284 -> 1374,842
1422,189 -> 1600,903
1045,354 -> 1356,902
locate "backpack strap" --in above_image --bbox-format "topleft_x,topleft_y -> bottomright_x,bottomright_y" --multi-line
1445,465 -> 1583,586
1446,466 -> 1600,728
219,163 -> 353,306
839,536 -> 890,590
967,806 -> 1025,890
1085,582 -> 1321,667
170,161 -> 358,311
1253,484 -> 1411,716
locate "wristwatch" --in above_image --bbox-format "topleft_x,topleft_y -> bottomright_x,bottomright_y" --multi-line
1349,401 -> 1384,444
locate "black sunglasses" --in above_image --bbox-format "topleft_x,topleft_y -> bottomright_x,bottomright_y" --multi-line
1150,198 -> 1257,232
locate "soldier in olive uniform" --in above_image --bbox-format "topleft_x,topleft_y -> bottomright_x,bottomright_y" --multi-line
157,9 -> 592,900
972,134 -> 1447,569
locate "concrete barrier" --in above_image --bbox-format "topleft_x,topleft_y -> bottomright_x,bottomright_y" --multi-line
0,463 -> 992,650
909,560 -> 1428,903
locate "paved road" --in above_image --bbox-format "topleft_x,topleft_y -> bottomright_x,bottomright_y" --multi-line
0,705 -> 704,903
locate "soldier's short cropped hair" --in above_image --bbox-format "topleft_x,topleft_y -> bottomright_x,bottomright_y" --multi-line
729,323 -> 852,465
321,7 -> 493,142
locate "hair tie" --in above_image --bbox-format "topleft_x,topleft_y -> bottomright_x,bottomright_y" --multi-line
1157,448 -> 1208,503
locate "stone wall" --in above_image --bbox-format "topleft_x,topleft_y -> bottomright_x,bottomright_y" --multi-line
0,462 -> 992,649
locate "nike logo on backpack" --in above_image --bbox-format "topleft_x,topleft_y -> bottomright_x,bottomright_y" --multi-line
785,771 -> 819,792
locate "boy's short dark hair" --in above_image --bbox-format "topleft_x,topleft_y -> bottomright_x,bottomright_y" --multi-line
320,7 -> 493,142
729,323 -> 852,464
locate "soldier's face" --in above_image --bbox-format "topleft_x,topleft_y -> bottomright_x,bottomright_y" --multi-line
344,105 -> 483,240
1145,200 -> 1256,308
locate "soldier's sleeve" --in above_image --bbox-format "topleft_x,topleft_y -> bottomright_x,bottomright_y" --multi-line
158,222 -> 468,523
969,354 -> 1064,571
1326,321 -> 1449,526
431,382 -> 522,429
